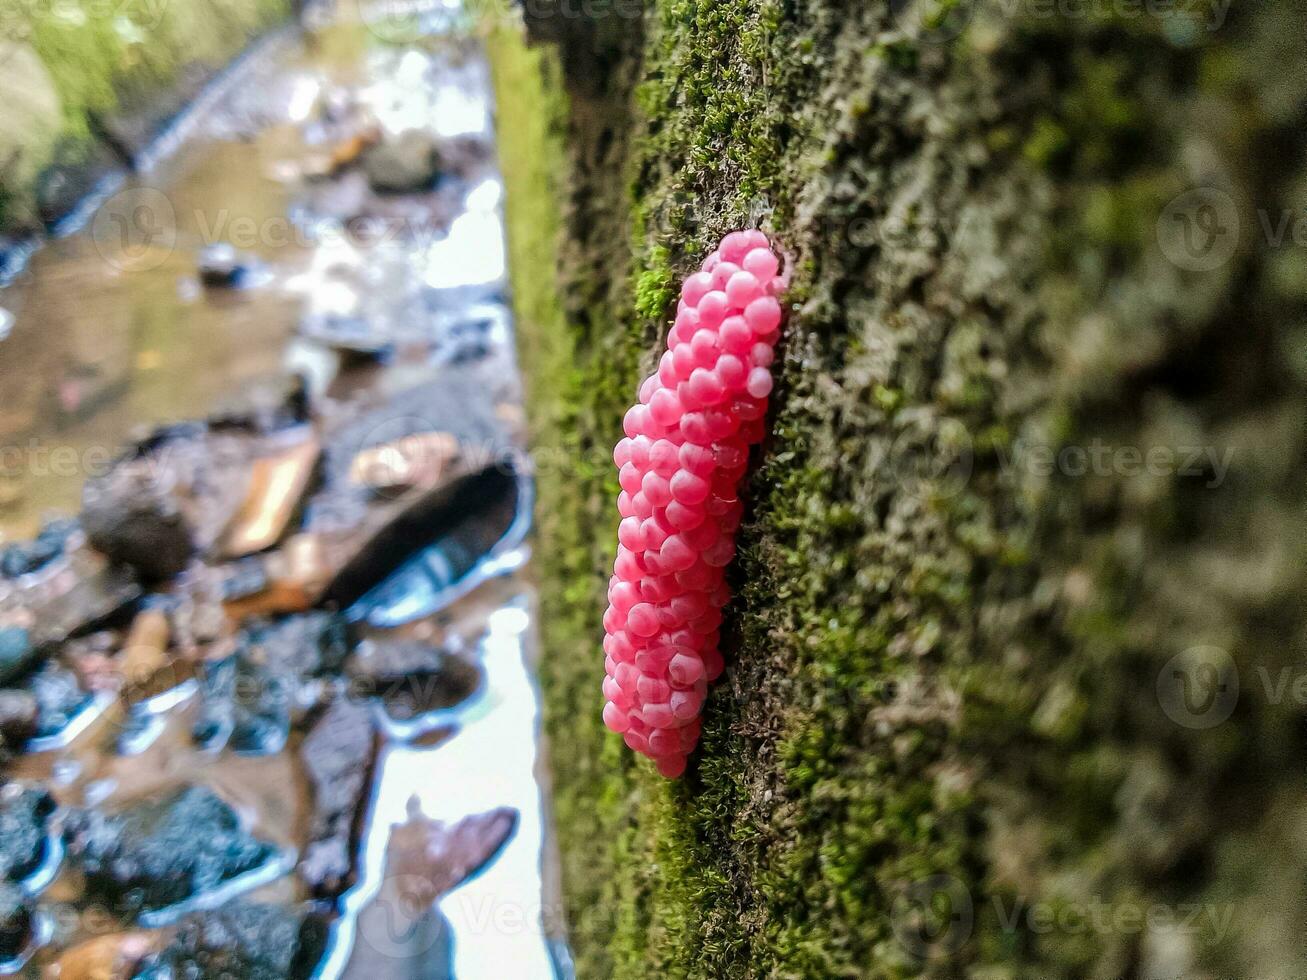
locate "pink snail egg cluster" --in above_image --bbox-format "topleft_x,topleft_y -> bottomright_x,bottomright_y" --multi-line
602,230 -> 785,778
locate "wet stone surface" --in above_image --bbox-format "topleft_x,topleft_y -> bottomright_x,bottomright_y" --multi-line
81,461 -> 198,583
0,627 -> 35,687
0,689 -> 38,754
346,637 -> 481,723
0,519 -> 79,581
63,785 -> 282,921
194,612 -> 353,755
0,783 -> 56,883
28,663 -> 93,740
0,881 -> 34,965
132,903 -> 329,980
298,698 -> 378,898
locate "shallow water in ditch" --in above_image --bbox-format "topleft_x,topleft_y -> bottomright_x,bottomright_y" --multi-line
0,10 -> 561,979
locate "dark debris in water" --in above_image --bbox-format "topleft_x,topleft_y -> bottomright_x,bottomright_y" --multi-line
0,783 -> 56,883
298,697 -> 378,899
132,902 -> 329,980
0,518 -> 79,580
63,785 -> 282,922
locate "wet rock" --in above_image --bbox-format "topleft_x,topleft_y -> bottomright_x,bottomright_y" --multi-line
131,903 -> 328,980
11,550 -> 143,651
209,373 -> 311,434
81,459 -> 197,582
340,466 -> 528,628
191,650 -> 286,755
433,133 -> 493,181
0,882 -> 33,966
83,424 -> 265,577
345,638 -> 480,721
193,612 -> 353,754
298,698 -> 378,898
364,130 -> 442,193
298,312 -> 393,358
48,931 -> 158,980
316,464 -> 524,617
341,799 -> 516,980
0,689 -> 37,750
243,612 -> 353,683
64,785 -> 283,921
0,784 -> 55,884
28,663 -> 93,740
0,627 -> 35,686
198,243 -> 256,288
0,517 -> 79,579
348,432 -> 460,495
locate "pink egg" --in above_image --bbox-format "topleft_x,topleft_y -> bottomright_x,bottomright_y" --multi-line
726,271 -> 763,308
629,435 -> 652,468
669,470 -> 710,505
743,247 -> 780,281
656,755 -> 687,779
668,653 -> 706,687
690,329 -> 719,368
719,231 -> 751,263
716,354 -> 747,389
603,702 -> 631,733
697,291 -> 730,328
719,316 -> 753,354
627,603 -> 660,638
660,534 -> 697,572
649,387 -> 682,427
682,271 -> 713,307
631,491 -> 654,519
711,261 -> 741,291
688,368 -> 727,406
664,499 -> 707,530
744,296 -> 782,335
639,374 -> 658,404
649,439 -> 680,475
659,351 -> 679,387
746,367 -> 773,399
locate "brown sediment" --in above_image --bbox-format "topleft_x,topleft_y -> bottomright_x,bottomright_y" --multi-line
44,930 -> 160,980
116,609 -> 187,707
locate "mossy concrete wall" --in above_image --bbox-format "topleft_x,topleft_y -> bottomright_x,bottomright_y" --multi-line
492,1 -> 1307,976
0,0 -> 289,230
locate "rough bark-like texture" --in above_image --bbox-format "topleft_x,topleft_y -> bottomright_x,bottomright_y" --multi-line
492,1 -> 1307,976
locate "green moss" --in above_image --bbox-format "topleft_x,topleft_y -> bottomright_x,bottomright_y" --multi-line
0,0 -> 288,227
634,245 -> 674,322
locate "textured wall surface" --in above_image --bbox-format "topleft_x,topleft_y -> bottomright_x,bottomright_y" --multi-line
491,1 -> 1307,975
